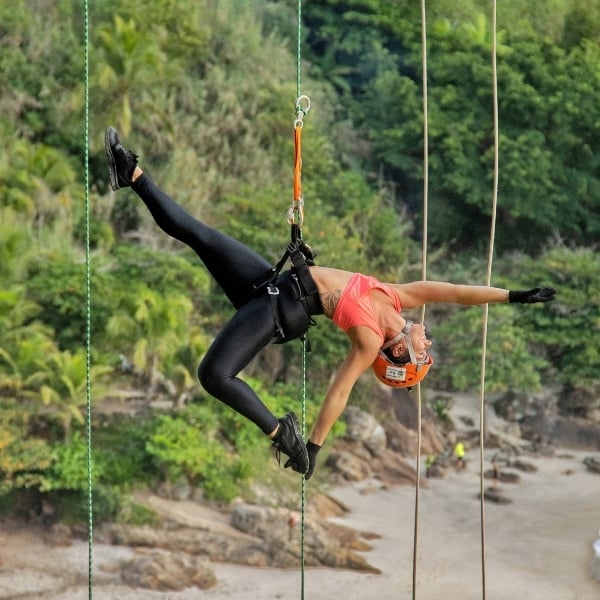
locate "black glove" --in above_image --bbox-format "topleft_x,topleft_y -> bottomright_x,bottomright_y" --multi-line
305,441 -> 321,480
508,287 -> 556,304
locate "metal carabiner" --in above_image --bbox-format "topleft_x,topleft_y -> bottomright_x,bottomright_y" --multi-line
294,95 -> 311,128
287,197 -> 304,227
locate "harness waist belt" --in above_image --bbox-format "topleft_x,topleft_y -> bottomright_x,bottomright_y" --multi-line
288,245 -> 324,316
292,269 -> 323,315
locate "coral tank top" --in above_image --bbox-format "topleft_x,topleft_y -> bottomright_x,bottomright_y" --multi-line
332,273 -> 401,344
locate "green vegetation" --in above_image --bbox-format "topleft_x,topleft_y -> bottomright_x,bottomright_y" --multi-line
1,0 -> 598,521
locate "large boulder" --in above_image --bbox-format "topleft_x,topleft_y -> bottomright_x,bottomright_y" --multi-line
344,406 -> 387,456
326,447 -> 374,482
230,501 -> 380,572
521,415 -> 600,451
583,456 -> 600,474
104,523 -> 267,566
492,387 -> 560,422
325,438 -> 419,486
120,551 -> 216,591
558,383 -> 600,420
384,418 -> 445,457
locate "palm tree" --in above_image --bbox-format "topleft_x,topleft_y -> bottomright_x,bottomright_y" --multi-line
36,350 -> 111,442
106,287 -> 194,387
0,209 -> 36,281
93,15 -> 169,137
0,333 -> 58,400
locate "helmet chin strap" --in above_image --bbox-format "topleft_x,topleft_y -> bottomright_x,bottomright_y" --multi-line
381,320 -> 418,364
402,321 -> 419,364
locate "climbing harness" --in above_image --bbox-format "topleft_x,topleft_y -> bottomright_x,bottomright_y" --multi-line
251,91 -> 317,344
288,241 -> 322,317
251,37 -> 317,349
251,238 -> 320,345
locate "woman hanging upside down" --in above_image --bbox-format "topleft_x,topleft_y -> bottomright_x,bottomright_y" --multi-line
105,127 -> 556,480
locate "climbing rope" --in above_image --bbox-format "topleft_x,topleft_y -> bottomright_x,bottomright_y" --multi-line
287,94 -> 310,242
412,2 -> 430,597
288,0 -> 310,242
478,2 -> 500,598
291,2 -> 309,599
413,3 -> 499,599
82,0 -> 94,598
300,338 -> 307,599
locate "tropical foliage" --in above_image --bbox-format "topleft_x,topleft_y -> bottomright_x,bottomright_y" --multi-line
0,0 -> 598,518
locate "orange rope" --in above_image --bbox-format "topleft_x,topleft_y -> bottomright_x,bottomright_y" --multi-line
293,125 -> 303,202
288,96 -> 309,230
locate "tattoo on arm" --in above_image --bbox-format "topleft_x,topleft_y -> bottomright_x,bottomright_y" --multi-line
321,289 -> 341,317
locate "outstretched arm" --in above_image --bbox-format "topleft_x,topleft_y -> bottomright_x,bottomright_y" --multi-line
391,281 -> 555,310
391,281 -> 508,309
309,327 -> 379,446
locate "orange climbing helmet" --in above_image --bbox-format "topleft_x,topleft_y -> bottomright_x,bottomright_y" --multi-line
372,320 -> 433,389
372,354 -> 433,388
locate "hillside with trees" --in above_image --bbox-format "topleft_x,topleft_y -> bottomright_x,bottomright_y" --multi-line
1,0 -> 598,522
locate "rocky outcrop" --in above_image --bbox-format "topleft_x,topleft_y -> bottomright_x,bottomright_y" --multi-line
95,386 -> 600,592
101,402 -> 447,590
558,383 -> 600,421
326,439 -> 420,486
105,521 -> 266,566
323,404 -> 445,486
482,487 -> 512,504
483,469 -> 522,484
120,551 -> 217,591
492,386 -> 600,452
229,501 -> 379,571
583,456 -> 600,474
100,489 -> 380,591
493,388 -> 560,423
343,405 -> 388,456
521,415 -> 600,451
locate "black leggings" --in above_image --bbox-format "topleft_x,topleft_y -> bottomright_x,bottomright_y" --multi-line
132,174 -> 312,434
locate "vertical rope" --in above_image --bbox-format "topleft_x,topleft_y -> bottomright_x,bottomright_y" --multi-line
300,338 -> 307,600
478,2 -> 499,598
295,3 -> 307,600
82,0 -> 94,598
296,0 -> 302,98
419,2 -> 430,285
412,2 -> 430,598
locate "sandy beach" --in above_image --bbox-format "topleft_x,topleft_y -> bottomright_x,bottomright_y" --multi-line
1,448 -> 599,600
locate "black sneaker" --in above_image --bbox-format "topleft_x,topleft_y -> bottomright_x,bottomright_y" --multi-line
272,412 -> 309,475
104,127 -> 138,190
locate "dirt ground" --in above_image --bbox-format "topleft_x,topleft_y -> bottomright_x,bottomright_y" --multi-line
1,448 -> 599,600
